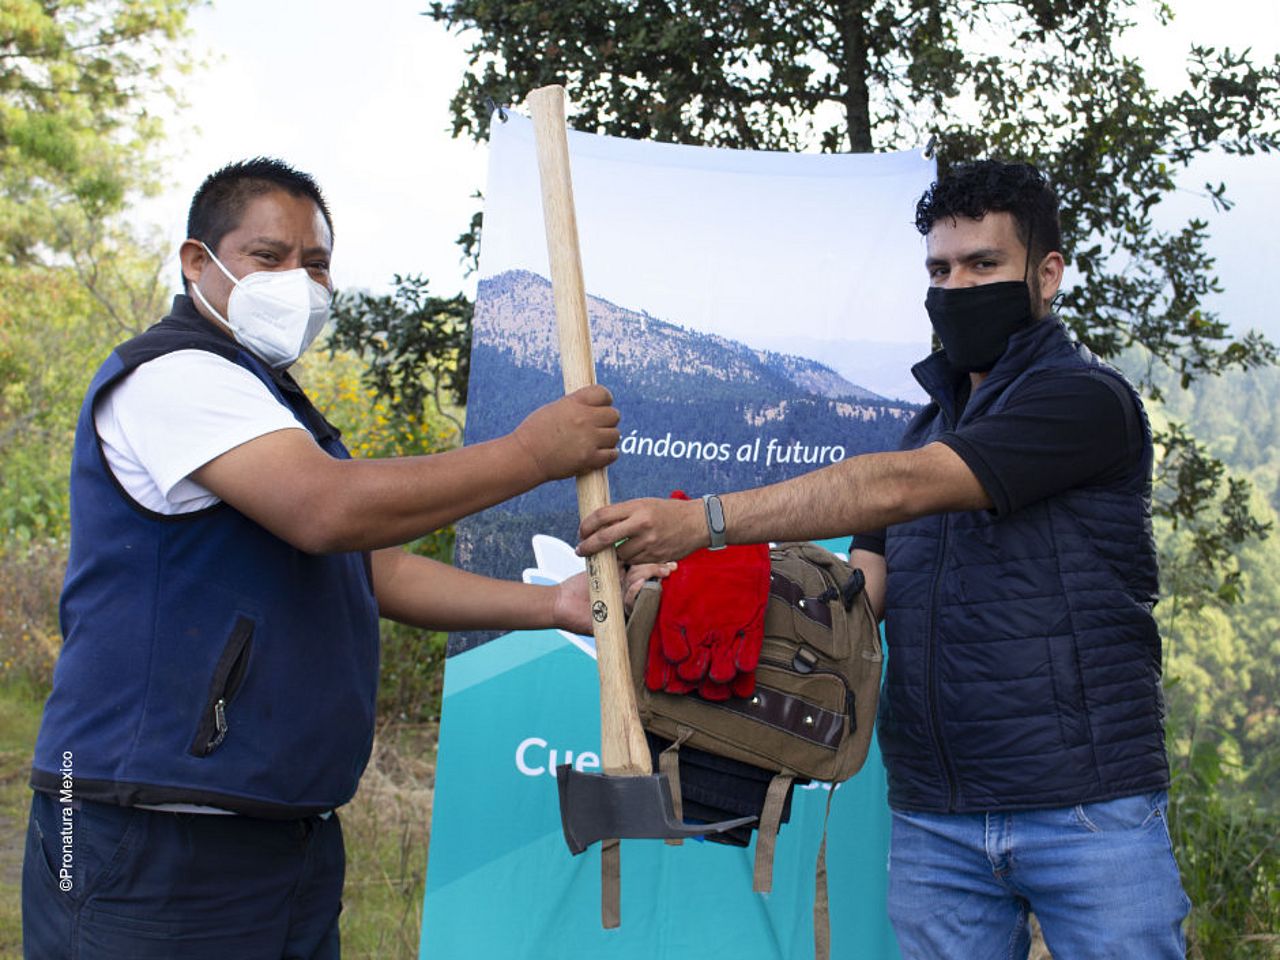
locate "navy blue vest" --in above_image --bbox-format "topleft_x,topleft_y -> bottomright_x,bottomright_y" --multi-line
879,318 -> 1168,812
31,297 -> 381,818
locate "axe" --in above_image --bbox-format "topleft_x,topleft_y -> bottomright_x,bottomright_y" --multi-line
527,85 -> 754,928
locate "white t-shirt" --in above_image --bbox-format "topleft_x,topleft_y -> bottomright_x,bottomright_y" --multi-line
94,349 -> 307,514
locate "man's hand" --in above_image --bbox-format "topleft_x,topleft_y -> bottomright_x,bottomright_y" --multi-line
552,562 -> 678,634
624,561 -> 677,609
513,385 -> 621,482
577,496 -> 708,564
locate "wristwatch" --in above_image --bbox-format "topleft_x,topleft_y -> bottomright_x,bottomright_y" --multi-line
702,493 -> 727,551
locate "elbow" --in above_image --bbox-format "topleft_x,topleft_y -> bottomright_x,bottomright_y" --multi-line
277,489 -> 363,555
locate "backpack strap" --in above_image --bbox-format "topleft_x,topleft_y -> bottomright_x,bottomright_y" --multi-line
752,770 -> 795,893
659,725 -> 696,846
813,785 -> 837,960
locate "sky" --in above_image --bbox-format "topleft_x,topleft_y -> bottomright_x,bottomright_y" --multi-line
478,115 -> 935,342
140,0 -> 1280,341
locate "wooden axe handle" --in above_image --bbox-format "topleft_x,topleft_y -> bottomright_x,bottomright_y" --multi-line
528,85 -> 652,778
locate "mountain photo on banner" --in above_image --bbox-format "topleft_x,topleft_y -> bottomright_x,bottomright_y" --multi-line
451,114 -> 934,652
459,269 -> 918,587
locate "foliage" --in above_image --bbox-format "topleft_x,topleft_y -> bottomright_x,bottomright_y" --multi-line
1141,358 -> 1280,805
1153,420 -> 1272,608
328,275 -> 473,428
0,1 -> 195,546
0,540 -> 66,694
0,0 -> 196,263
432,0 -> 1279,383
1167,725 -> 1280,959
0,266 -> 114,543
1144,360 -> 1280,954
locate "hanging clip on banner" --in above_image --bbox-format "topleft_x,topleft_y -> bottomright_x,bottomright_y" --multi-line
525,84 -> 754,931
485,96 -> 509,123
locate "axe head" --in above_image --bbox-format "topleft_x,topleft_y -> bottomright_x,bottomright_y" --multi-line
556,764 -> 756,855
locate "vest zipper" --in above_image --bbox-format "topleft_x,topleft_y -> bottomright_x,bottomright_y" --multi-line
926,514 -> 961,810
189,616 -> 254,757
917,377 -> 968,810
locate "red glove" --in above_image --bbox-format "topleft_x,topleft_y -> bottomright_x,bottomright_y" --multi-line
645,492 -> 771,701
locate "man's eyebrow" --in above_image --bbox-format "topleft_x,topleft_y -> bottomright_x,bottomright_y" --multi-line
959,247 -> 1007,262
241,236 -> 291,251
925,247 -> 1008,267
240,237 -> 331,258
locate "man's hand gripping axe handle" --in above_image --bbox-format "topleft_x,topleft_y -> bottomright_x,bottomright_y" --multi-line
527,85 -> 752,929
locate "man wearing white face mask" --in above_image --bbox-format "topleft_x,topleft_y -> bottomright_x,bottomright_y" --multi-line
22,158 -> 631,959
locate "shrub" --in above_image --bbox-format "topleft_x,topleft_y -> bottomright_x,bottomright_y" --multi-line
0,540 -> 66,695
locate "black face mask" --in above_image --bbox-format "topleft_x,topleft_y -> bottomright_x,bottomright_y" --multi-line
924,281 -> 1034,374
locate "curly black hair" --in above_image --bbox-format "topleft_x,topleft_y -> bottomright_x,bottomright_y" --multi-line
184,158 -> 333,289
915,160 -> 1061,264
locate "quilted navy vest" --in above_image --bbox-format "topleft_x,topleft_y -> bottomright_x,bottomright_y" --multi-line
879,317 -> 1168,812
31,297 -> 380,818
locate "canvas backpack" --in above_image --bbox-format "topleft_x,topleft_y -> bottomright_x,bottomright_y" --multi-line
625,540 -> 883,957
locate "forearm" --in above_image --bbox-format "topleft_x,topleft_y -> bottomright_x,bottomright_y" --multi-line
721,451 -> 921,547
313,435 -> 545,552
578,441 -> 991,563
373,550 -> 562,632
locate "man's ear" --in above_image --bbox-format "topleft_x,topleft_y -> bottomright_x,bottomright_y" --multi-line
1036,251 -> 1065,316
179,239 -> 210,288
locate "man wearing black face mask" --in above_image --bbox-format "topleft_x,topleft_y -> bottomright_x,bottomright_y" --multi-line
578,161 -> 1189,957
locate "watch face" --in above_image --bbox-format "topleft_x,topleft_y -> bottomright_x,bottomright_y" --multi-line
704,494 -> 727,549
710,500 -> 725,532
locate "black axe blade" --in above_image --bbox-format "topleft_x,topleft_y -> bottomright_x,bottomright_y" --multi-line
556,764 -> 757,855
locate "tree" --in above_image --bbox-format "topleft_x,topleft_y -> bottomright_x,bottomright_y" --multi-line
328,274 -> 473,432
0,0 -> 198,545
1,0 -> 197,262
430,0 -> 1278,385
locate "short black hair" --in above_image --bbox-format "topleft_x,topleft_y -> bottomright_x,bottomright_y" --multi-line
915,160 -> 1062,264
184,158 -> 333,287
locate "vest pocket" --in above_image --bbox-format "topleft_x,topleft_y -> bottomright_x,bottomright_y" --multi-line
1046,634 -> 1091,748
188,616 -> 255,757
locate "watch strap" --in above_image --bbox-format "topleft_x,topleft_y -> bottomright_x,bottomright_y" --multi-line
702,493 -> 727,551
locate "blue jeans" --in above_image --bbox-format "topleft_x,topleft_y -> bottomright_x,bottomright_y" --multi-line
887,791 -> 1190,959
22,791 -> 344,959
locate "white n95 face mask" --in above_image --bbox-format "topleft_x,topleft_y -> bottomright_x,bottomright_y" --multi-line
190,243 -> 332,368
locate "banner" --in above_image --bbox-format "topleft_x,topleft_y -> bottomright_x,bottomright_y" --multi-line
420,113 -> 934,958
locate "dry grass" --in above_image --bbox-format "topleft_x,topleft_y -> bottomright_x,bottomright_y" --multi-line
339,720 -> 438,960
1029,914 -> 1052,958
